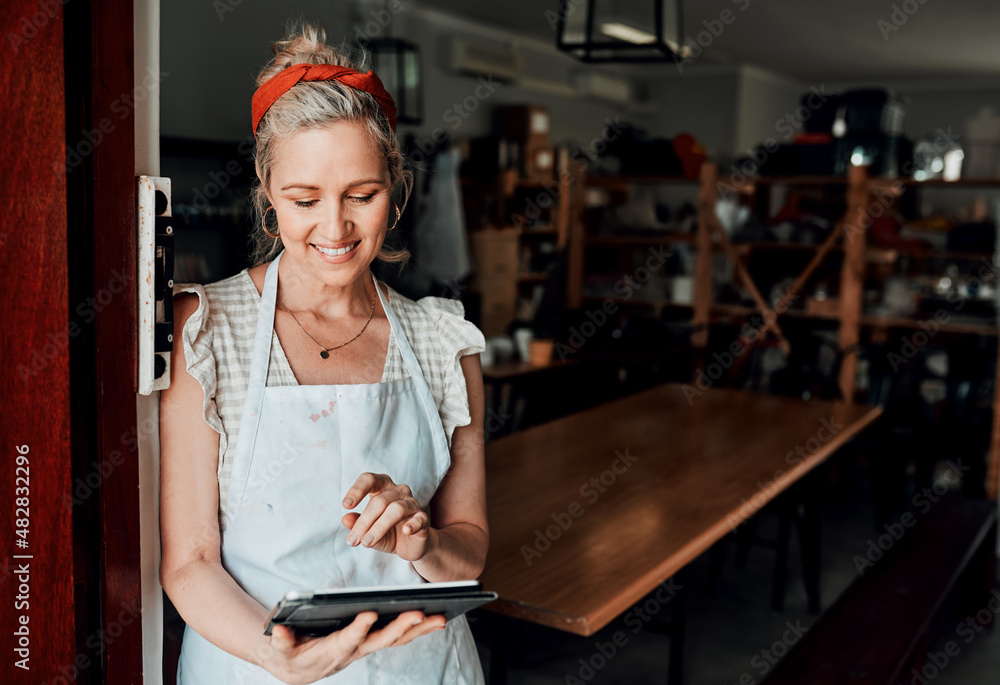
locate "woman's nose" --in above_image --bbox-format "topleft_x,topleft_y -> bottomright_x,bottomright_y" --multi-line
319,202 -> 351,238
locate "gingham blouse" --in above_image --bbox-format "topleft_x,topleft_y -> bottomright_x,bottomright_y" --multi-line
173,269 -> 486,529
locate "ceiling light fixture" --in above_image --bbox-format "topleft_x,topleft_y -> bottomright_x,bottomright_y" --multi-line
557,0 -> 684,63
600,22 -> 657,45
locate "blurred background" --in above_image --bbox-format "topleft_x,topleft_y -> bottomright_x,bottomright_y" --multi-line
158,1 -> 1000,682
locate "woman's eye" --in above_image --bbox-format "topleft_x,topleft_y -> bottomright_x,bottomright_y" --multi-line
350,194 -> 375,205
294,200 -> 317,208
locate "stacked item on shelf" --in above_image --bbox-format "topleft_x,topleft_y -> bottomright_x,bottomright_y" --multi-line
497,105 -> 554,183
833,89 -> 912,177
753,88 -> 913,178
470,228 -> 519,337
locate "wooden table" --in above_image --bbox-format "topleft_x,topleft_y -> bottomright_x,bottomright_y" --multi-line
482,359 -> 578,381
479,384 -> 882,640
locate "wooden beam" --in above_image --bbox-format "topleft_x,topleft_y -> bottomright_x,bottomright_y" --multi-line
566,159 -> 587,309
691,162 -> 716,350
750,218 -> 846,347
836,165 -> 869,402
988,363 -> 1000,500
708,215 -> 792,355
555,153 -> 571,250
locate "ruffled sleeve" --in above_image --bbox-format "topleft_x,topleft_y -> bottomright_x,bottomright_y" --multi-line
412,296 -> 486,447
172,283 -> 227,468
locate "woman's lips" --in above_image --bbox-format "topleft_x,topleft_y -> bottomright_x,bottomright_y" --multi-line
311,241 -> 360,262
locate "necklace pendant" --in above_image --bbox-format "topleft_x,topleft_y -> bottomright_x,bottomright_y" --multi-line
320,350 -> 330,359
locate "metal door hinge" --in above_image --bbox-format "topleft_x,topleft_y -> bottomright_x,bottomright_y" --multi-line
137,175 -> 174,395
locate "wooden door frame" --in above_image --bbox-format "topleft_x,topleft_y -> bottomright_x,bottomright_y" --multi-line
2,1 -> 144,683
64,0 -> 145,682
1,1 -> 76,682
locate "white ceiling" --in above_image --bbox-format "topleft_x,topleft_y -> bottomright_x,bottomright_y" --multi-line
417,0 -> 1000,82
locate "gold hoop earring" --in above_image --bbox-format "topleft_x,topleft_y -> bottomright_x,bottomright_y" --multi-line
388,202 -> 400,231
262,206 -> 280,238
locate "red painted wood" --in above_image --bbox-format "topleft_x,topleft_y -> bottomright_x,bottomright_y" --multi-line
0,2 -> 76,683
85,0 -> 143,682
3,0 -> 143,682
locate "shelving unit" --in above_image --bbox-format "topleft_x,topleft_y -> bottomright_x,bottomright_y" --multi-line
567,162 -> 1000,498
464,159 -> 578,336
567,173 -> 704,312
710,165 -> 999,387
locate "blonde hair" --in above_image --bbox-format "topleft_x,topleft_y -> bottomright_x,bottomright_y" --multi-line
249,21 -> 411,266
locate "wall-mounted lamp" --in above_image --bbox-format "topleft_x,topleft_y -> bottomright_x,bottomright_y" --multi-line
367,38 -> 423,126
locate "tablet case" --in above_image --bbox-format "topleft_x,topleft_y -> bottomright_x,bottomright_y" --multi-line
264,580 -> 498,637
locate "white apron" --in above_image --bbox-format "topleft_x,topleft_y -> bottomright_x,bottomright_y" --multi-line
177,250 -> 485,684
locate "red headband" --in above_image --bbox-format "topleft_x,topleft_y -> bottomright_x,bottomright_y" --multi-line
251,63 -> 397,136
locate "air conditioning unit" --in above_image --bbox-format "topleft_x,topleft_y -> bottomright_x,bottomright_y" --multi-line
450,37 -> 521,82
573,72 -> 632,103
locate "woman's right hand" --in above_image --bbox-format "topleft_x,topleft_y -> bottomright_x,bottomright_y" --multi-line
262,610 -> 446,684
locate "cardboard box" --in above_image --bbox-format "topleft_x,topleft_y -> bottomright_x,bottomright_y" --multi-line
477,274 -> 518,337
498,105 -> 550,149
479,307 -> 516,337
470,228 -> 519,276
521,144 -> 555,183
477,275 -> 517,307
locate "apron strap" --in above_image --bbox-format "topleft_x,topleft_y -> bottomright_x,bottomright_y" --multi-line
373,274 -> 452,472
227,250 -> 283,522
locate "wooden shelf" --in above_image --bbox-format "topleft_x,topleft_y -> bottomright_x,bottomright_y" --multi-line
586,233 -> 696,246
481,357 -> 580,380
731,241 -> 842,253
717,175 -> 1000,188
866,246 -> 994,262
710,303 -> 997,335
723,175 -> 851,187
861,315 -> 998,336
728,242 -> 993,263
719,175 -> 1000,194
585,175 -> 700,189
726,175 -> 1000,187
900,178 -> 1000,187
582,295 -> 693,311
514,178 -> 558,188
517,226 -> 559,236
710,303 -> 840,322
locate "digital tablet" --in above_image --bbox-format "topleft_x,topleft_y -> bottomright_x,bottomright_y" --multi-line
264,580 -> 498,637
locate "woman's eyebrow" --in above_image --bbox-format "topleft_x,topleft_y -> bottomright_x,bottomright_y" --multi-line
346,178 -> 388,188
279,179 -> 387,191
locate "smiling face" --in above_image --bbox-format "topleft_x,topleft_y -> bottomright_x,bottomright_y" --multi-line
265,119 -> 392,290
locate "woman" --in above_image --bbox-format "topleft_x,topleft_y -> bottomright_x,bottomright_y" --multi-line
159,23 -> 489,684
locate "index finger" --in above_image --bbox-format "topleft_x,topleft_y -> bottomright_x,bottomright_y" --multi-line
343,472 -> 391,509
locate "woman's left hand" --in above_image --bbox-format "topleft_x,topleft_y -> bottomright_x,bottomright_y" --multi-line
341,472 -> 433,561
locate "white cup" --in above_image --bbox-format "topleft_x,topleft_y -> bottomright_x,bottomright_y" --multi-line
514,329 -> 533,363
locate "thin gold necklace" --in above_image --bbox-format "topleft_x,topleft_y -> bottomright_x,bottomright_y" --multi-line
277,285 -> 376,359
